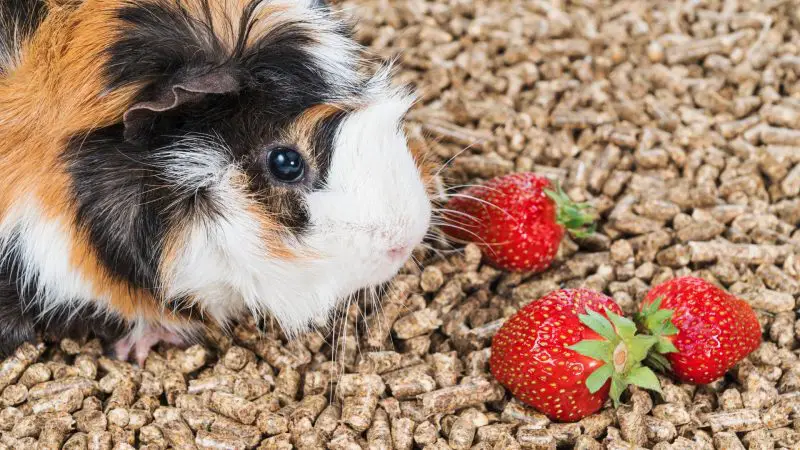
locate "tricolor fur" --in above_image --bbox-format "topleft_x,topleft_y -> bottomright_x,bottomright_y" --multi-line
0,0 -> 432,357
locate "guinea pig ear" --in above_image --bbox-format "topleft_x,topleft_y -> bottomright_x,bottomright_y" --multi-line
123,68 -> 240,144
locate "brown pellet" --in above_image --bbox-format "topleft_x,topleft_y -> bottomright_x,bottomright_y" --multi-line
30,387 -> 83,414
18,364 -> 50,389
167,345 -> 207,375
705,409 -> 764,432
341,393 -> 379,433
418,378 -> 504,416
222,347 -> 255,371
62,432 -> 89,450
105,379 -> 136,411
204,391 -> 257,425
38,413 -> 75,450
195,429 -> 247,450
86,431 -> 112,450
157,420 -> 196,450
257,412 -> 288,436
337,373 -> 385,398
274,366 -> 300,401
392,417 -> 415,450
187,375 -> 235,395
161,371 -> 187,406
0,344 -> 45,392
365,408 -> 391,450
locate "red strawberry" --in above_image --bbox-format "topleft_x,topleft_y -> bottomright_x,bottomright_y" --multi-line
636,277 -> 762,384
490,289 -> 661,422
442,173 -> 594,273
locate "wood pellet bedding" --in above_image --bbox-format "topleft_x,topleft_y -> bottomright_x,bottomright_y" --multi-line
2,0 -> 800,448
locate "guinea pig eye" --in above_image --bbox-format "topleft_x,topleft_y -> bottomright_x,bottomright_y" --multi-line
266,146 -> 305,183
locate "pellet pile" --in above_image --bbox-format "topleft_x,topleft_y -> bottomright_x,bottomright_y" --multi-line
2,0 -> 800,448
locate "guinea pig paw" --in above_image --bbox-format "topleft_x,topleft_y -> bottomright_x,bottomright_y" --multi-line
113,338 -> 136,363
114,329 -> 186,367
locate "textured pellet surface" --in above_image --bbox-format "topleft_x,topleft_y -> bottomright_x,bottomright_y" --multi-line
2,0 -> 799,448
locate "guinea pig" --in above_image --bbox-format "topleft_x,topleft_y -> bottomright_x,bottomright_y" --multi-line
0,0 -> 433,364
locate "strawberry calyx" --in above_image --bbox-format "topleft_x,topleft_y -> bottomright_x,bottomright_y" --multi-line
567,308 -> 662,407
633,297 -> 679,372
544,183 -> 596,238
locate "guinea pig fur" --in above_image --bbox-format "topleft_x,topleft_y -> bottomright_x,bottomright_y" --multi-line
0,0 -> 433,363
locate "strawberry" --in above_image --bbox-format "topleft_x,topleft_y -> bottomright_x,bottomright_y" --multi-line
490,289 -> 661,422
636,277 -> 762,384
441,173 -> 594,273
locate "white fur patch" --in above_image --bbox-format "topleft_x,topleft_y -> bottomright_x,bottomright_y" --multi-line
0,48 -> 13,73
0,197 -> 195,334
0,18 -> 20,73
0,197 -> 102,318
303,89 -> 430,290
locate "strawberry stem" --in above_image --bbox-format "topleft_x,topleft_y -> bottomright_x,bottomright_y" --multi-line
544,183 -> 596,238
568,308 -> 662,407
633,297 -> 679,373
612,341 -> 628,373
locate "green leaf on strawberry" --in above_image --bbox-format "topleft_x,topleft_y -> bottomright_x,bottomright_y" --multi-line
634,296 -> 678,366
645,352 -> 672,373
625,366 -> 662,393
567,308 -> 661,407
585,364 -> 613,394
579,309 -> 617,341
568,340 -> 613,361
544,183 -> 596,239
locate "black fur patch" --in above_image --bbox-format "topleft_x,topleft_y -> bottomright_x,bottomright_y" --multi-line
106,0 -> 357,116
64,125 -> 179,291
163,296 -> 206,322
0,231 -> 127,358
0,0 -> 48,74
313,111 -> 347,189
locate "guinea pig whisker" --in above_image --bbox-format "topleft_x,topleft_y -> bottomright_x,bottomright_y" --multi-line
354,297 -> 370,362
421,233 -> 459,253
331,294 -> 346,376
416,241 -> 449,263
423,227 -> 456,242
427,219 -> 479,233
442,183 -> 505,195
428,220 -> 514,248
429,141 -> 483,180
376,283 -> 396,351
428,216 -> 480,233
335,292 -> 357,384
432,207 -> 482,224
408,254 -> 424,271
444,193 -> 517,221
367,285 -> 386,343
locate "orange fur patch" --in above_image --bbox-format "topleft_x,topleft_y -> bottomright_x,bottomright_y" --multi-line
0,0 -> 196,326
408,135 -> 439,195
289,103 -> 346,159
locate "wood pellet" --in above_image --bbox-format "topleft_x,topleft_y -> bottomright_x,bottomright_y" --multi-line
0,0 -> 798,448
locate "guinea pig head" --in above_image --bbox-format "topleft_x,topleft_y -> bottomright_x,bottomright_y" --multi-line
60,0 -> 432,336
